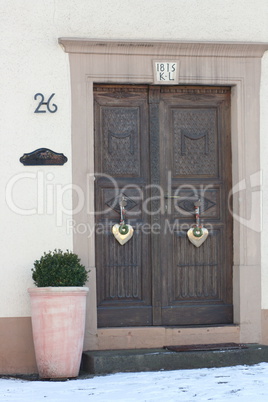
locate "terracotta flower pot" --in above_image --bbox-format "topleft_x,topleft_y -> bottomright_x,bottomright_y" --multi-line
28,287 -> 89,379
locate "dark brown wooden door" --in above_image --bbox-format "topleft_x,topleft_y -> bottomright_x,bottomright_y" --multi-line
94,84 -> 233,327
94,85 -> 152,327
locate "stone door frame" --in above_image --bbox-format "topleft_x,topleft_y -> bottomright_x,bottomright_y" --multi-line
59,38 -> 268,350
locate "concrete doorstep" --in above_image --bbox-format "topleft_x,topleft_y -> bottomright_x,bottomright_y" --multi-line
81,344 -> 268,375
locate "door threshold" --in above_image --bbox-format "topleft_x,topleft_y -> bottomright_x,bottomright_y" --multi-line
164,323 -> 239,329
97,325 -> 240,351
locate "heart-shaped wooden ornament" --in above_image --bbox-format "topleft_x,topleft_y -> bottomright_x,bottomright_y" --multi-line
112,224 -> 134,245
187,227 -> 209,247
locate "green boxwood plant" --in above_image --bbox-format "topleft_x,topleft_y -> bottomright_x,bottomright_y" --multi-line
32,249 -> 89,287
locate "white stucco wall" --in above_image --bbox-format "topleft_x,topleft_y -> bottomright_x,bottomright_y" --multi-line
1,0 -> 268,317
260,51 -> 268,309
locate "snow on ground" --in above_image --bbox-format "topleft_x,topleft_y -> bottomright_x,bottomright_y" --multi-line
1,363 -> 268,402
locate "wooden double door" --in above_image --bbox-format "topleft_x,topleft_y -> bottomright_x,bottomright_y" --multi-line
94,84 -> 233,327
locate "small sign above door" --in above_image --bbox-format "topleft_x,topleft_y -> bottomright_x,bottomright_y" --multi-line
153,61 -> 179,84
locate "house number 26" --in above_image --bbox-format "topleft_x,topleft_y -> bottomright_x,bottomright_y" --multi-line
34,93 -> 58,113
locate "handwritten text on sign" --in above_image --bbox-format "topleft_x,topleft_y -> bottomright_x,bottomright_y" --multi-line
154,61 -> 179,84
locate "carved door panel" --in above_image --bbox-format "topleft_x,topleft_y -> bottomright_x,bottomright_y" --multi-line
159,86 -> 233,325
94,84 -> 233,327
94,85 -> 152,326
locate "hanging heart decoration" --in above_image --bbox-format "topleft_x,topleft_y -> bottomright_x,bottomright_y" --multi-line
112,195 -> 134,245
187,226 -> 209,247
186,199 -> 209,247
112,223 -> 134,245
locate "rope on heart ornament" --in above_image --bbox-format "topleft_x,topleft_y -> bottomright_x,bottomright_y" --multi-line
187,199 -> 209,247
112,195 -> 134,245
